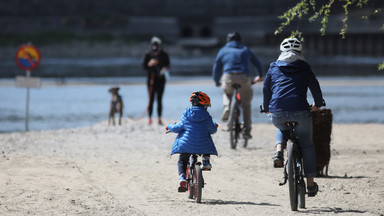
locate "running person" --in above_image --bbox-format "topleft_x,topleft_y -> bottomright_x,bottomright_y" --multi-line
142,36 -> 170,125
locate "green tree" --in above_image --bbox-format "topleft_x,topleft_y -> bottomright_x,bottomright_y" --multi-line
275,0 -> 384,70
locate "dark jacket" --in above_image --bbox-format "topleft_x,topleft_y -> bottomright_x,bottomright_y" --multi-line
168,106 -> 218,156
263,60 -> 323,112
142,50 -> 170,80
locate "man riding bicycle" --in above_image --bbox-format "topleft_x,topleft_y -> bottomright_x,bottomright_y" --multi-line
212,32 -> 264,139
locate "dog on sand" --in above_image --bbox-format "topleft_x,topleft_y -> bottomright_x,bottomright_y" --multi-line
108,87 -> 123,126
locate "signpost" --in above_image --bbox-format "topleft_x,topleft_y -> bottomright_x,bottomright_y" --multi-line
15,44 -> 42,131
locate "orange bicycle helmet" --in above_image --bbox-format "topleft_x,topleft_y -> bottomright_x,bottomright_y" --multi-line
189,91 -> 211,107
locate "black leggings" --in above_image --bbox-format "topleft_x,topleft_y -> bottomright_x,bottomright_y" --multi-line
147,76 -> 165,118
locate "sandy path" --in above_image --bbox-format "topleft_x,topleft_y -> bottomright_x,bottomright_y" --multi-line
0,119 -> 383,216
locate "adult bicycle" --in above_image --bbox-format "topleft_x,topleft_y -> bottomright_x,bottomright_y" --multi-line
185,154 -> 208,203
260,106 -> 306,211
228,84 -> 248,149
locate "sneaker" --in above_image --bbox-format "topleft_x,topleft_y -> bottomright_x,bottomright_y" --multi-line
158,119 -> 163,125
221,109 -> 230,122
272,151 -> 284,168
148,118 -> 152,125
202,160 -> 212,171
243,133 -> 252,140
307,182 -> 319,197
178,174 -> 187,192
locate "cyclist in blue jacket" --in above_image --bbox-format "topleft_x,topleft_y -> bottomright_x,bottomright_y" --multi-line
263,38 -> 324,197
166,91 -> 218,192
212,32 -> 263,139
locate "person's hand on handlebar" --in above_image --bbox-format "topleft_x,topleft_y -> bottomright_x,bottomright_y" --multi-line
311,104 -> 320,112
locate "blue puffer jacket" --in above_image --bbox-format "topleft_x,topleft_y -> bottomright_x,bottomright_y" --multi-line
168,106 -> 218,156
263,60 -> 324,112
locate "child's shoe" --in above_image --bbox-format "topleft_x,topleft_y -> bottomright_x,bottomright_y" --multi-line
202,160 -> 212,171
178,174 -> 187,192
202,155 -> 212,170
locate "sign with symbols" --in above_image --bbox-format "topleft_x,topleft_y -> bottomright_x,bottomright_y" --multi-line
15,76 -> 41,88
15,44 -> 41,71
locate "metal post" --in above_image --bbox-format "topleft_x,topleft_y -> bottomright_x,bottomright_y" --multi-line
25,70 -> 30,131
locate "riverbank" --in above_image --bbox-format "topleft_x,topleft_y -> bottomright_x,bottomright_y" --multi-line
0,119 -> 383,215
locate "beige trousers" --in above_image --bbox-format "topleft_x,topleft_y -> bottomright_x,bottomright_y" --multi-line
221,73 -> 253,134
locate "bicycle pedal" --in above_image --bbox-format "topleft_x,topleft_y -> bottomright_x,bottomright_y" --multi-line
274,163 -> 284,168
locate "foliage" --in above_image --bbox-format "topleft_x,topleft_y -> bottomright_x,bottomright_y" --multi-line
275,0 -> 383,70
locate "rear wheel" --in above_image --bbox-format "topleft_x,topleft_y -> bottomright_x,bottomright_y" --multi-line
287,142 -> 298,211
194,166 -> 203,203
186,167 -> 194,199
229,100 -> 239,149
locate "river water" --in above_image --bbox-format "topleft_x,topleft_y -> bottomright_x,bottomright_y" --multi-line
1,76 -> 383,133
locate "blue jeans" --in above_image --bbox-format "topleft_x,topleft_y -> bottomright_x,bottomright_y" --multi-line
269,111 -> 317,178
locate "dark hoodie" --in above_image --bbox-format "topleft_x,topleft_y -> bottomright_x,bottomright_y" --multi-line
263,60 -> 323,112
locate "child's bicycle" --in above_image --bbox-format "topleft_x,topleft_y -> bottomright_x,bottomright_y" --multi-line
260,106 -> 306,211
184,154 -> 209,203
228,84 -> 248,149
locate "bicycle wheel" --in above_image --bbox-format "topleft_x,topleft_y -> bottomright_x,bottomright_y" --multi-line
298,179 -> 306,208
186,166 -> 194,199
194,166 -> 203,203
287,142 -> 298,211
228,99 -> 239,149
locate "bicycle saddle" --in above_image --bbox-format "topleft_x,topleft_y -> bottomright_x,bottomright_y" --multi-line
285,121 -> 298,128
232,84 -> 242,89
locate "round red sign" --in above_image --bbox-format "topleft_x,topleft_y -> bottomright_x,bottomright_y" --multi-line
15,44 -> 41,71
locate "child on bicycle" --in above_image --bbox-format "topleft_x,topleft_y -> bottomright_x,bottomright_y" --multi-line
166,91 -> 218,192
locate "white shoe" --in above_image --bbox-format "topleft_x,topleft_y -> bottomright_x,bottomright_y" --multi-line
221,109 -> 230,122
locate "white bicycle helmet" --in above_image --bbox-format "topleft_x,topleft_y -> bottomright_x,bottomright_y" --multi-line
280,38 -> 302,52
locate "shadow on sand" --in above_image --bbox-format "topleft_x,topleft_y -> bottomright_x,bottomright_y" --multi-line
300,207 -> 367,214
202,199 -> 280,206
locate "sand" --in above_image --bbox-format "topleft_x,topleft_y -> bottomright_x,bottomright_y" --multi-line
0,119 -> 383,216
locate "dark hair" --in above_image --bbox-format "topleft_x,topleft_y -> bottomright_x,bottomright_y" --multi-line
227,32 -> 241,42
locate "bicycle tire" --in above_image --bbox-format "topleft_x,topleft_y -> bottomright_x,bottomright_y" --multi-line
287,142 -> 298,211
195,166 -> 203,203
228,99 -> 239,149
186,166 -> 194,199
298,181 -> 306,208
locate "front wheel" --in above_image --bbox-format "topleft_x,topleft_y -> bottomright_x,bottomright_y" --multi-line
186,166 -> 194,199
287,142 -> 298,211
194,166 -> 203,203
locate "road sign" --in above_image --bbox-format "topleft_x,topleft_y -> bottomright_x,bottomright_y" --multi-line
15,44 -> 41,71
15,76 -> 41,88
